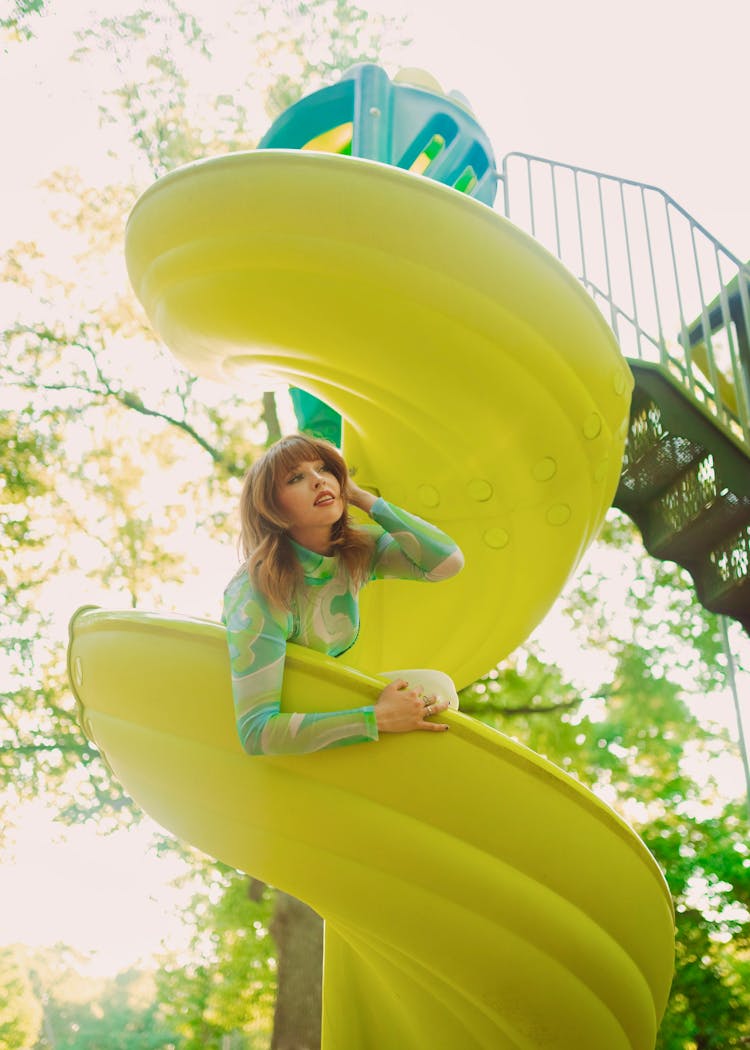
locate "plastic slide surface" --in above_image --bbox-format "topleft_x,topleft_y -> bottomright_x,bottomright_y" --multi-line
68,151 -> 675,1048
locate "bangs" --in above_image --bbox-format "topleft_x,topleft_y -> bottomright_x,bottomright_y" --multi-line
267,435 -> 345,485
239,431 -> 374,603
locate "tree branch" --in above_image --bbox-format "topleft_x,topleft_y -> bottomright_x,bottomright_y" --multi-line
116,389 -> 239,469
6,374 -> 243,475
460,696 -> 582,717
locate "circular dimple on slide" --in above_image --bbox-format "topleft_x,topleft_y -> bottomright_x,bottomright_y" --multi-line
613,369 -> 628,396
583,413 -> 602,440
467,479 -> 493,502
546,503 -> 571,526
418,485 -> 440,508
532,457 -> 557,482
483,528 -> 509,549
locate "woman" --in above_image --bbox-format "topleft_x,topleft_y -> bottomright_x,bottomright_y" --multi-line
223,434 -> 464,756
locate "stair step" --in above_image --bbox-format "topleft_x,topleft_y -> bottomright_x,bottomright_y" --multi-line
645,460 -> 750,561
701,522 -> 750,606
618,423 -> 704,505
626,361 -> 750,497
615,359 -> 750,631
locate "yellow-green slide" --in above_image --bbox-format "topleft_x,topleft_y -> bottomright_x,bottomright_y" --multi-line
68,150 -> 674,1048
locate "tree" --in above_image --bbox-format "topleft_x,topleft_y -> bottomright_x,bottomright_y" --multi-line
19,945 -> 180,1050
0,0 -> 48,40
4,4 -> 749,1047
0,945 -> 43,1050
269,893 -> 323,1050
461,514 -> 750,1047
155,864 -> 276,1048
39,970 -> 179,1050
2,4 -> 407,1049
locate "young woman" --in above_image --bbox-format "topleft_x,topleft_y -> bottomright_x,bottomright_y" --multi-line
222,434 -> 464,756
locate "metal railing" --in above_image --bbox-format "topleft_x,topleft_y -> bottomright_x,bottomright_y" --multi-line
498,152 -> 750,449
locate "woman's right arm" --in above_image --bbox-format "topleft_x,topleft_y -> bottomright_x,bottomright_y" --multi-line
223,571 -> 380,756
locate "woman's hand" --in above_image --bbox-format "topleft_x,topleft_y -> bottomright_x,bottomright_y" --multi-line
374,679 -> 450,734
345,478 -> 378,514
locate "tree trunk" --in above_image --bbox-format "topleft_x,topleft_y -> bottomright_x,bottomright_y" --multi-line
262,391 -> 282,446
270,891 -> 324,1050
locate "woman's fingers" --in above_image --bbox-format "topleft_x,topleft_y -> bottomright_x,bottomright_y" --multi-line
419,694 -> 450,730
374,682 -> 450,733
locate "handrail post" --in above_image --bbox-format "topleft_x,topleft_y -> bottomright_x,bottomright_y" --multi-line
720,616 -> 750,824
500,151 -> 750,456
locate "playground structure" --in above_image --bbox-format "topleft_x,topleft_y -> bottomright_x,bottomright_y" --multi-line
263,63 -> 750,632
498,153 -> 750,630
65,64 -> 750,1047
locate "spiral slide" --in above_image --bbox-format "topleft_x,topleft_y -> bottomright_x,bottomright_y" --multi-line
68,151 -> 675,1048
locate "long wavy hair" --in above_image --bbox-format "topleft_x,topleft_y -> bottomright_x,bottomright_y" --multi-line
239,434 -> 375,611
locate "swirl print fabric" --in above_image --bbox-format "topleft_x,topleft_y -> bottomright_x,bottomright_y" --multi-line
222,498 -> 463,756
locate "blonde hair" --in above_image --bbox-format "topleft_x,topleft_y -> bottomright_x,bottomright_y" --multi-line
239,434 -> 374,611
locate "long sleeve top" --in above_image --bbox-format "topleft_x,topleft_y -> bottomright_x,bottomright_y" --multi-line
222,498 -> 463,756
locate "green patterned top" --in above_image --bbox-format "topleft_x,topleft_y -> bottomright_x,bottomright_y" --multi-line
222,498 -> 463,756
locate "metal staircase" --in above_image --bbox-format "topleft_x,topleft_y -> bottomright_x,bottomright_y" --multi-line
498,153 -> 750,629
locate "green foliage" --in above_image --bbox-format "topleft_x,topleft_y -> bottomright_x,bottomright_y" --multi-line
258,0 -> 411,120
0,408 -> 52,503
466,515 -> 750,1048
656,907 -> 750,1049
0,405 -> 60,668
69,0 -> 408,178
19,946 -> 180,1050
71,3 -> 213,179
2,4 -> 748,1049
2,2 -> 404,1047
0,945 -> 42,1049
0,0 -> 47,40
0,0 -> 407,844
156,867 -> 276,1049
38,970 -> 179,1050
0,396 -> 120,833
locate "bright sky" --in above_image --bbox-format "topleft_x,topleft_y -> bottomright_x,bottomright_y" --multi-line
2,0 -> 750,978
382,0 -> 750,259
0,802 -> 196,974
3,0 -> 750,253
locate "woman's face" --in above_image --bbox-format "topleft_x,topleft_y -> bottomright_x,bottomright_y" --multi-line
274,458 -> 344,533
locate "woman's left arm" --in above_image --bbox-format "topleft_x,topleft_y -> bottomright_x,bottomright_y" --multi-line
347,482 -> 464,582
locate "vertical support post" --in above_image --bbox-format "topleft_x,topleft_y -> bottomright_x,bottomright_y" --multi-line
526,157 -> 537,238
719,616 -> 750,823
596,175 -> 618,338
734,270 -> 750,420
640,187 -> 668,366
350,65 -> 393,162
574,170 -> 588,294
